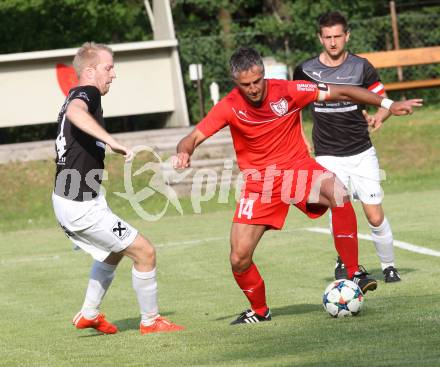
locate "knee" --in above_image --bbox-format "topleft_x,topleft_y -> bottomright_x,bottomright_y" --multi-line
318,174 -> 350,208
230,249 -> 252,273
141,238 -> 156,262
132,236 -> 156,264
368,214 -> 384,228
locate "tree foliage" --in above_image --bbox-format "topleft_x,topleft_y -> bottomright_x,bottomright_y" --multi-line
172,0 -> 440,121
0,0 -> 151,53
171,0 -> 389,121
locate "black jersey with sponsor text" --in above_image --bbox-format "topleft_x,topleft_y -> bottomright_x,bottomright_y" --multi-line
293,54 -> 382,156
54,85 -> 106,201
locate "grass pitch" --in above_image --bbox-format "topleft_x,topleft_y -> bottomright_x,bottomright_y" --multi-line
0,107 -> 440,366
1,189 -> 439,367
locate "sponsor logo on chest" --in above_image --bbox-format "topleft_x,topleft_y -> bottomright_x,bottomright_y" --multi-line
269,97 -> 288,117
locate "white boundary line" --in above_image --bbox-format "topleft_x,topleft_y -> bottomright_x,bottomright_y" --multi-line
304,227 -> 440,257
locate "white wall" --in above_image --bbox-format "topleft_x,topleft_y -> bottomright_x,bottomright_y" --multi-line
0,40 -> 189,128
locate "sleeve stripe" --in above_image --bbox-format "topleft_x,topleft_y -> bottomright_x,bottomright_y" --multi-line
368,82 -> 385,95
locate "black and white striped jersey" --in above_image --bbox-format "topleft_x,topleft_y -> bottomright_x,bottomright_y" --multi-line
54,85 -> 106,201
294,54 -> 384,157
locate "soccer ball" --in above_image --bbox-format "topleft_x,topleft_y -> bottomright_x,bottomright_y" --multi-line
323,279 -> 364,318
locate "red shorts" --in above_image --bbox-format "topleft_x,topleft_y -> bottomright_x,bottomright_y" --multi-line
233,157 -> 330,229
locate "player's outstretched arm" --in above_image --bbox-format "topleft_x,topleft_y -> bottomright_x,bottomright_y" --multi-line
327,84 -> 423,115
173,128 -> 207,169
66,99 -> 133,160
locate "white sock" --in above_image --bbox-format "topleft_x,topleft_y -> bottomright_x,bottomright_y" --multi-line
369,217 -> 395,270
81,261 -> 116,320
132,267 -> 159,326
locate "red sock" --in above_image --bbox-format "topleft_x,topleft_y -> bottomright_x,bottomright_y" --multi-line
232,263 -> 268,316
331,202 -> 359,278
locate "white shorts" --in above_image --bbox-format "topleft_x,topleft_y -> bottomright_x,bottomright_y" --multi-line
52,192 -> 138,261
315,147 -> 384,205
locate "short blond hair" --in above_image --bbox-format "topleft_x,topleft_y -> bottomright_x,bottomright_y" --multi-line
73,42 -> 113,76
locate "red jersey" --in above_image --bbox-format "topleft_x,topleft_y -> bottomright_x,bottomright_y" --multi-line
197,79 -> 319,172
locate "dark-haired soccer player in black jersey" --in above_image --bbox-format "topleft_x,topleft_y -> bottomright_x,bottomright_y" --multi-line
52,42 -> 183,335
294,11 -> 401,283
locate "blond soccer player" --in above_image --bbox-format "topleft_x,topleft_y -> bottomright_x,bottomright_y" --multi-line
52,42 -> 183,335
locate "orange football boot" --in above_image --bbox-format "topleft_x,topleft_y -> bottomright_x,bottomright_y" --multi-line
72,311 -> 118,334
140,316 -> 184,335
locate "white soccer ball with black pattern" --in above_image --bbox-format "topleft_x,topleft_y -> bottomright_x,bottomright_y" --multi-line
323,279 -> 364,318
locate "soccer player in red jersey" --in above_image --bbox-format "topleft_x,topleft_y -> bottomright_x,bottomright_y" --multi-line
174,47 -> 422,324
